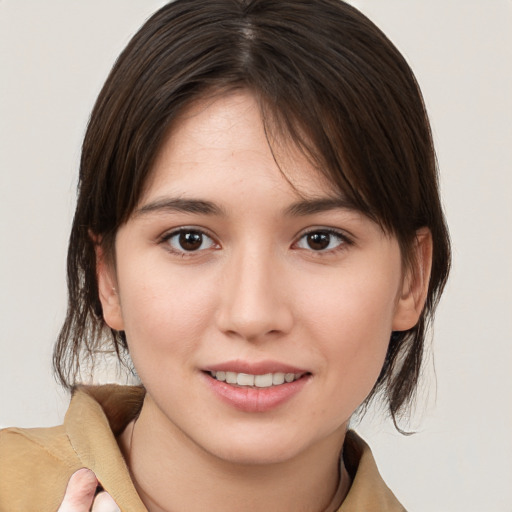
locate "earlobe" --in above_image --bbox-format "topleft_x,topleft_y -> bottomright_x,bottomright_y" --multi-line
392,228 -> 433,331
95,243 -> 125,332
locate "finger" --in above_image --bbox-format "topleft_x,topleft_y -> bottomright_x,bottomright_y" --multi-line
58,468 -> 98,512
91,491 -> 121,512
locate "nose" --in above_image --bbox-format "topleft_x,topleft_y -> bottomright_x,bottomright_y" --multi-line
215,244 -> 294,342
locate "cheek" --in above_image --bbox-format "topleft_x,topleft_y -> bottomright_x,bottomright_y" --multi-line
116,262 -> 219,367
300,265 -> 400,411
301,263 -> 399,348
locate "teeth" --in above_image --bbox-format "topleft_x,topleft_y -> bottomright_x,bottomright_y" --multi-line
209,371 -> 303,387
225,371 -> 237,384
272,372 -> 285,385
237,373 -> 254,386
254,373 -> 273,387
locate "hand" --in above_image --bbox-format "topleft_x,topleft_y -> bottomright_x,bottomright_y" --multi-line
58,468 -> 120,512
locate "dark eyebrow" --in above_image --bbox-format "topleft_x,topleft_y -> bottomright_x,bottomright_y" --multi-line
284,197 -> 358,216
134,198 -> 225,217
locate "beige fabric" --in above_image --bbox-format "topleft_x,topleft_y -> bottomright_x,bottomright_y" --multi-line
0,385 -> 406,512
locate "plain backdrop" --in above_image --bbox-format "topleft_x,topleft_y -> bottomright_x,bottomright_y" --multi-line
1,1 -> 511,511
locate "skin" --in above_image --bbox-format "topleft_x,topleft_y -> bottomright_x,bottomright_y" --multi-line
57,469 -> 119,512
95,91 -> 431,512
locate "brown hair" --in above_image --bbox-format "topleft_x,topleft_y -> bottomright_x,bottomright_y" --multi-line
54,0 -> 450,429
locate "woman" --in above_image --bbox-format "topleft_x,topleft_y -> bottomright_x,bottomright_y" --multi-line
0,0 -> 450,510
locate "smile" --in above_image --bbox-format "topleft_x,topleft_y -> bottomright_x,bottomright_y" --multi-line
209,371 -> 304,387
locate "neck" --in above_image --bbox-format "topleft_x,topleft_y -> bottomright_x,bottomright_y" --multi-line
119,395 -> 351,512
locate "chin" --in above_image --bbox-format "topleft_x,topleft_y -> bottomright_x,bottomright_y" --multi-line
199,425 -> 330,467
210,440 -> 304,466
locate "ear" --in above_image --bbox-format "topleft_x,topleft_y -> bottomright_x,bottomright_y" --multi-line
392,228 -> 433,331
95,243 -> 125,332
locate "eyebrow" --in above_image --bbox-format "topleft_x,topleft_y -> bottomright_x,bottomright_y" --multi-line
284,197 -> 358,216
134,198 -> 225,217
134,196 -> 358,219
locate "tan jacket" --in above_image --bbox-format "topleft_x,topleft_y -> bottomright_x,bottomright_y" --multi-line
0,385 -> 406,511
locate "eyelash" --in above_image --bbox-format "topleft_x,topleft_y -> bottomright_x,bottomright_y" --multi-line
159,227 -> 353,257
294,228 -> 353,254
160,228 -> 219,257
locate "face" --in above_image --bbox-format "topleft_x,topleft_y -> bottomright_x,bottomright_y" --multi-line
98,91 -> 424,465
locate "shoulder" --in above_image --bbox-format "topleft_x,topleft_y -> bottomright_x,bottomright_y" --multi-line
0,425 -> 82,511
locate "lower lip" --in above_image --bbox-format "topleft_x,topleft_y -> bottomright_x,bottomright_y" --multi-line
202,372 -> 310,413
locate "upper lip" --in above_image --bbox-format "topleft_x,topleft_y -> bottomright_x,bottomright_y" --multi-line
203,359 -> 309,375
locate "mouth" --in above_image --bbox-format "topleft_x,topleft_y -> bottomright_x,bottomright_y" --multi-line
201,360 -> 311,412
207,370 -> 307,388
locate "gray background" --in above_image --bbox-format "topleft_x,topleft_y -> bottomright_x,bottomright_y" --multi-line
1,1 -> 511,510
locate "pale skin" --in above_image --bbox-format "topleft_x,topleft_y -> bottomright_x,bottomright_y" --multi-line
59,90 -> 432,511
57,469 -> 119,512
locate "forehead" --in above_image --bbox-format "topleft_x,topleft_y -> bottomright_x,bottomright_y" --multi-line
141,90 -> 340,205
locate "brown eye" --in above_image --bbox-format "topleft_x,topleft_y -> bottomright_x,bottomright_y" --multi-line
306,232 -> 331,250
295,230 -> 346,252
165,229 -> 216,253
179,231 -> 203,251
